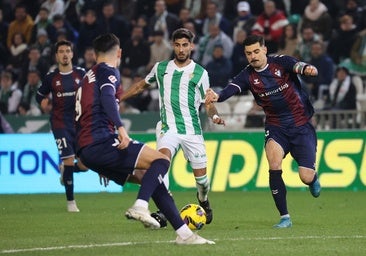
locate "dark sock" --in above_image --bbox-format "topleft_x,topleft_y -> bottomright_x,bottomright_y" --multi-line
63,165 -> 74,201
269,170 -> 288,216
308,173 -> 318,185
152,184 -> 184,230
137,159 -> 170,202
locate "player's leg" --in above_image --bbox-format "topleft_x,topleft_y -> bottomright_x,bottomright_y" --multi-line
265,129 -> 292,228
291,122 -> 321,198
182,135 -> 213,224
62,156 -> 79,212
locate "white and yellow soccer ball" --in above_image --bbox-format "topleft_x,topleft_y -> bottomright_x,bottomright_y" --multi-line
180,203 -> 206,230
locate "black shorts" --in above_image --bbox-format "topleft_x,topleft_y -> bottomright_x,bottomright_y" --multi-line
79,135 -> 145,185
264,122 -> 317,169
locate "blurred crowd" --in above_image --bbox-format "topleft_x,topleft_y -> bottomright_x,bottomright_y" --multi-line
0,0 -> 366,122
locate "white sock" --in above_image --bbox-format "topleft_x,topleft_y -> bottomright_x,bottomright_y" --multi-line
176,224 -> 193,240
163,173 -> 170,189
195,174 -> 210,201
133,199 -> 148,209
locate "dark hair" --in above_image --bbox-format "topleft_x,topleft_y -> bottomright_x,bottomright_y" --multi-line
172,28 -> 195,43
54,40 -> 73,52
243,34 -> 265,47
93,33 -> 120,53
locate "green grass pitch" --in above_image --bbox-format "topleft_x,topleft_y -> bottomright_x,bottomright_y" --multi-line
0,191 -> 365,256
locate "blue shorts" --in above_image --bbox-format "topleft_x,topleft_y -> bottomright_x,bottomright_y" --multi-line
78,135 -> 145,185
264,122 -> 317,169
52,128 -> 76,159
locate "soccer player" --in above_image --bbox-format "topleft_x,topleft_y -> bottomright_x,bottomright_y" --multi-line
120,28 -> 225,225
36,40 -> 88,212
205,34 -> 321,228
75,33 -> 214,245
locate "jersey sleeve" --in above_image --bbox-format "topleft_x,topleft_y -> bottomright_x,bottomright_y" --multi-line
145,62 -> 158,85
36,73 -> 52,104
274,55 -> 299,73
199,70 -> 210,102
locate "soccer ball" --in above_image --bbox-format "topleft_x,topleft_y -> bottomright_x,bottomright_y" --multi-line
180,203 -> 206,230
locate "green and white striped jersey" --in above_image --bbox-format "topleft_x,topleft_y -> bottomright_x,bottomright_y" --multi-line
145,59 -> 209,135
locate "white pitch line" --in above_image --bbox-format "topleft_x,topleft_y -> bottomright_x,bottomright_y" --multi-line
1,235 -> 366,254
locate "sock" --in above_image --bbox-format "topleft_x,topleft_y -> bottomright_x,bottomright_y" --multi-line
269,170 -> 288,216
151,183 -> 185,230
137,159 -> 170,202
163,172 -> 170,189
195,174 -> 210,202
63,165 -> 74,201
176,223 -> 194,240
308,173 -> 318,185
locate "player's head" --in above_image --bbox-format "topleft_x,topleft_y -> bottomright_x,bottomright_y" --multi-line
93,33 -> 121,67
54,40 -> 73,67
172,28 -> 195,64
243,35 -> 267,70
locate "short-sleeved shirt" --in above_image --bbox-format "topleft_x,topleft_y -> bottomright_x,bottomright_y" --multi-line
146,60 -> 209,135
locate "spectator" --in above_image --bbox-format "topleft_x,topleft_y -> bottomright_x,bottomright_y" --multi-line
148,0 -> 180,42
231,29 -> 249,77
340,28 -> 366,76
78,46 -> 96,71
327,14 -> 359,64
77,8 -> 102,56
324,66 -> 357,110
277,23 -> 298,57
0,70 -> 22,115
193,23 -> 233,67
7,32 -> 28,75
0,112 -> 13,133
201,1 -> 231,36
294,26 -> 322,62
344,0 -> 364,31
183,0 -> 207,20
300,0 -> 333,41
38,0 -> 65,22
33,28 -> 53,65
30,7 -> 52,44
303,41 -> 335,101
64,0 -> 84,31
6,3 -> 34,49
232,1 -> 256,42
99,1 -> 131,46
121,25 -> 151,78
46,14 -> 78,44
251,0 -> 289,54
18,70 -> 42,116
177,7 -> 201,36
0,9 -> 9,71
18,46 -> 50,90
206,43 -> 232,89
135,15 -> 149,40
147,30 -> 172,71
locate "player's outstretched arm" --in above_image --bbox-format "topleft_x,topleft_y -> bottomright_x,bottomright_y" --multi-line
205,88 -> 219,104
205,101 -> 225,126
293,62 -> 318,76
120,80 -> 150,101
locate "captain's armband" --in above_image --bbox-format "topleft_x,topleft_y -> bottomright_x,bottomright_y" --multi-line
293,62 -> 308,75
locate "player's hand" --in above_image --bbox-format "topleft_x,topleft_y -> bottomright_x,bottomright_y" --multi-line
40,98 -> 50,111
117,126 -> 131,150
304,65 -> 318,76
205,89 -> 219,104
212,115 -> 225,126
99,174 -> 109,187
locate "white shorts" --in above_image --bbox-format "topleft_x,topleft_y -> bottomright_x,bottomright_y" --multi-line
156,127 -> 207,169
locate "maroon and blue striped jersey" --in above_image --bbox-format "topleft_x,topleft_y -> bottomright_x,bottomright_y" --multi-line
75,63 -> 122,151
36,67 -> 85,130
229,55 -> 314,127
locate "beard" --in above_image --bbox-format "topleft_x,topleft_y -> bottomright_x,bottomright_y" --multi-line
174,52 -> 190,63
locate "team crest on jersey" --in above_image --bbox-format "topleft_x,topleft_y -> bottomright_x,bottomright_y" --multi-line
75,78 -> 80,84
108,75 -> 117,83
56,80 -> 61,86
189,73 -> 194,79
274,69 -> 281,77
253,79 -> 260,85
